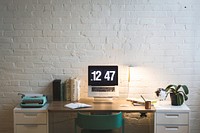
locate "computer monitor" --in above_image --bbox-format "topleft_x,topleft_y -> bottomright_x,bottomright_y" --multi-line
88,65 -> 119,99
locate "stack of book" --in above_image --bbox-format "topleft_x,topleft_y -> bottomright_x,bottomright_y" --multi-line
53,78 -> 80,102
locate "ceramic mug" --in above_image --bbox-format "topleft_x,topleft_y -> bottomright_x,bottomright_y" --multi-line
145,101 -> 151,109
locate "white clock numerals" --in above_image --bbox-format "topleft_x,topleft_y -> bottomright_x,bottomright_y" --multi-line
91,71 -> 102,81
91,70 -> 116,82
110,71 -> 115,81
104,71 -> 115,81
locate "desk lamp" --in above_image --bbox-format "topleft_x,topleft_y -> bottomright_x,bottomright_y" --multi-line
128,65 -> 134,99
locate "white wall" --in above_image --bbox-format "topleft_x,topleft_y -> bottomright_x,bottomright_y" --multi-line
0,0 -> 200,133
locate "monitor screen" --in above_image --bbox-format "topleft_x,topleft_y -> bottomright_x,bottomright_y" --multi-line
88,65 -> 118,86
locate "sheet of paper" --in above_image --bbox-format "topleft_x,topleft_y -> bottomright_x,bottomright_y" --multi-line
64,103 -> 92,109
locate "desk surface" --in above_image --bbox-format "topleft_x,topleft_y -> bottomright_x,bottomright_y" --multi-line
48,98 -> 155,113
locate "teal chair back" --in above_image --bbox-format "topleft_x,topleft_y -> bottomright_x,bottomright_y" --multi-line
75,112 -> 124,133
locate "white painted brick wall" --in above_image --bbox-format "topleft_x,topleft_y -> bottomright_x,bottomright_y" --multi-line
0,0 -> 200,133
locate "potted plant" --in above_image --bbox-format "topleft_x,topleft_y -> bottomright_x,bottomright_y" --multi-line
165,85 -> 189,106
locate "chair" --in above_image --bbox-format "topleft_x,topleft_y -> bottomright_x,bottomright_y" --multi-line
74,112 -> 124,133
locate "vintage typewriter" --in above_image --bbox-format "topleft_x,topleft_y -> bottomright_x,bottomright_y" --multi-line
18,93 -> 47,108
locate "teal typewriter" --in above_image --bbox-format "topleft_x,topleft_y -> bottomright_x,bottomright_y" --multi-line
18,93 -> 47,108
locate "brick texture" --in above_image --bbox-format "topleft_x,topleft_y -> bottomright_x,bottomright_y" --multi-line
0,0 -> 200,133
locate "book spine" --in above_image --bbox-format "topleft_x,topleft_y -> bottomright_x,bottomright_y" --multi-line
61,82 -> 65,101
65,79 -> 71,101
60,83 -> 63,101
53,79 -> 61,101
76,79 -> 80,101
70,78 -> 80,102
70,78 -> 76,102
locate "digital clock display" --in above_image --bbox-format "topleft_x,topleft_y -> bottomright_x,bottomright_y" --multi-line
88,65 -> 118,86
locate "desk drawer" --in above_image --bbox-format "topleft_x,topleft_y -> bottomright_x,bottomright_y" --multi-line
15,112 -> 47,124
156,112 -> 188,124
157,125 -> 188,133
16,125 -> 47,133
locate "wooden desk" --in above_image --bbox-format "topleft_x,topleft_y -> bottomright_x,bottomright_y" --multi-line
48,98 -> 155,113
48,98 -> 155,133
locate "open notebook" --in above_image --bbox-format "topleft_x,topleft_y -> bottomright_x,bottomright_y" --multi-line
64,103 -> 92,109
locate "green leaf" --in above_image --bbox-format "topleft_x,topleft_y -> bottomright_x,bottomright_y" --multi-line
182,85 -> 189,95
178,91 -> 188,101
166,85 -> 177,89
184,95 -> 188,101
176,85 -> 182,91
165,85 -> 177,93
177,93 -> 184,105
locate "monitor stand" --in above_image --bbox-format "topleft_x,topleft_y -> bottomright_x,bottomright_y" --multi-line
93,97 -> 113,103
